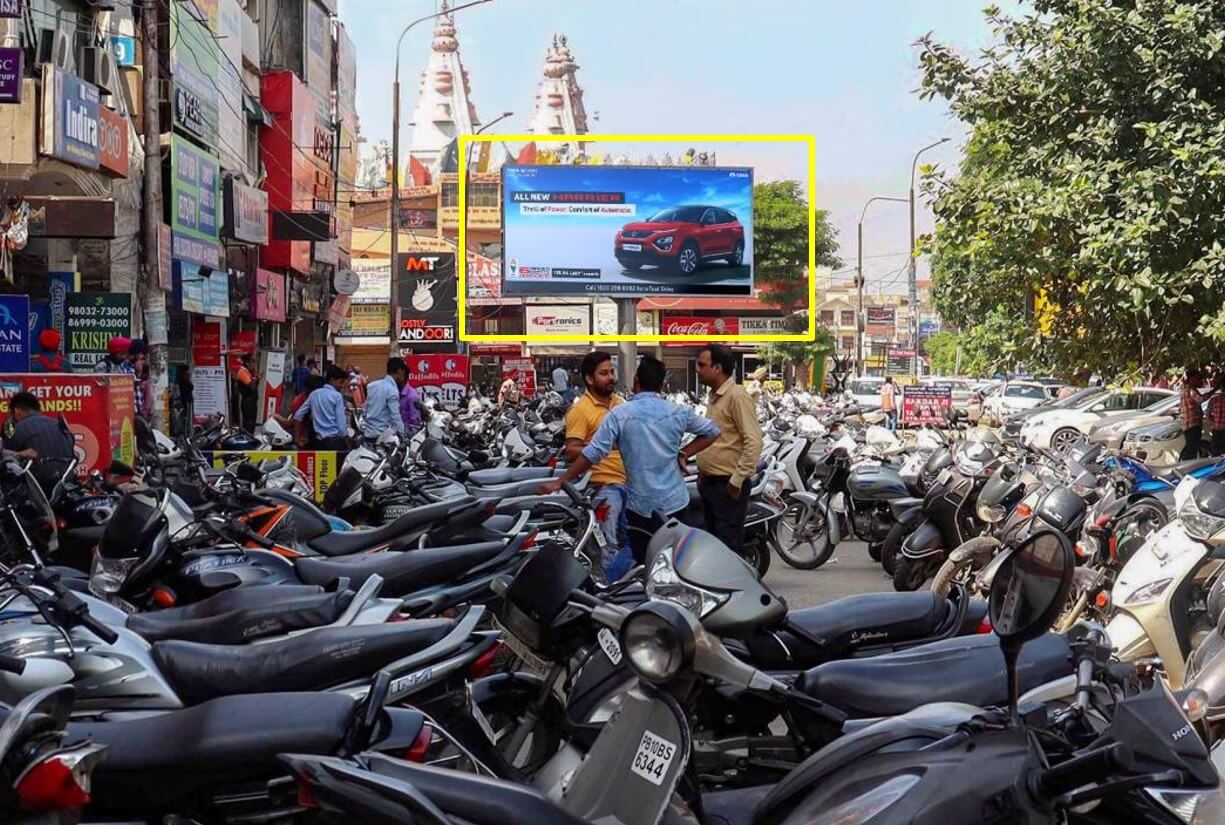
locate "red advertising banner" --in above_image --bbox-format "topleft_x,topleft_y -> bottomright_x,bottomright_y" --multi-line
0,374 -> 135,476
469,343 -> 522,357
502,357 -> 537,399
254,269 -> 287,322
228,330 -> 257,371
661,315 -> 739,347
901,384 -> 952,427
407,354 -> 469,410
192,320 -> 223,367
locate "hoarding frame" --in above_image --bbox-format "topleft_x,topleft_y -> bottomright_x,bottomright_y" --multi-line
456,133 -> 817,344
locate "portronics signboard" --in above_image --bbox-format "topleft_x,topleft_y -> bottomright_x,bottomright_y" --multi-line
525,305 -> 590,337
501,164 -> 754,297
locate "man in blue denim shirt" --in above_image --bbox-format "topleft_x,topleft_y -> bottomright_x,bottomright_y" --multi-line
542,356 -> 719,563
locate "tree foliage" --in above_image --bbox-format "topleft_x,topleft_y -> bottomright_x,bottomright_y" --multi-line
754,181 -> 842,311
922,316 -> 1022,377
918,1 -> 1225,381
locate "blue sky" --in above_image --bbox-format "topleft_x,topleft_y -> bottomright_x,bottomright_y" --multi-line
338,0 -> 1027,292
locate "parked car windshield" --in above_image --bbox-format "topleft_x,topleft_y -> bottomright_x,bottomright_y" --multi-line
850,380 -> 883,396
647,206 -> 707,223
1005,384 -> 1047,399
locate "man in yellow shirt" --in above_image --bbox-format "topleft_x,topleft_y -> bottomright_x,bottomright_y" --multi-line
695,345 -> 764,554
564,351 -> 631,580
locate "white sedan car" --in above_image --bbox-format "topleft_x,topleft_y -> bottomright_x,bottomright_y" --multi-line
983,381 -> 1053,426
1019,387 -> 1176,452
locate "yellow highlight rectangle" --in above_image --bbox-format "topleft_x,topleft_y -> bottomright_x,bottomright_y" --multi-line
457,133 -> 817,344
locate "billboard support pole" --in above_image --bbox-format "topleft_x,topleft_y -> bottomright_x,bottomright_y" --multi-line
616,298 -> 637,395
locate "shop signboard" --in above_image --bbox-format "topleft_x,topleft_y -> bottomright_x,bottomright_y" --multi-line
170,135 -> 220,261
350,259 -> 390,303
193,365 -> 227,418
469,343 -> 522,357
901,384 -> 952,427
0,375 -> 136,477
407,354 -> 469,411
397,314 -> 455,347
212,0 -> 246,171
0,295 -> 28,371
661,316 -> 739,337
110,35 -> 137,67
225,179 -> 269,244
739,317 -> 790,336
254,269 -> 286,322
467,250 -> 502,301
179,264 -> 229,317
39,65 -> 99,169
866,305 -> 897,336
258,348 -> 286,423
342,304 -> 390,337
501,357 -> 536,399
169,0 -> 219,148
525,305 -> 590,337
502,164 -> 754,296
305,0 -> 333,113
0,47 -> 22,104
396,253 -> 457,315
64,292 -> 131,371
0,1 -> 22,19
97,106 -> 128,177
227,329 -> 256,372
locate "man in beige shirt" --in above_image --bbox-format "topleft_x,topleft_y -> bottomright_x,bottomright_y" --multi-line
695,344 -> 764,553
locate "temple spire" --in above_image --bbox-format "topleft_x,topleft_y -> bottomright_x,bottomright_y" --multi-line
407,0 -> 481,173
528,33 -> 589,137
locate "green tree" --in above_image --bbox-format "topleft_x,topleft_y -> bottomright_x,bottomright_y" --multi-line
755,321 -> 835,389
754,181 -> 842,311
918,1 -> 1225,381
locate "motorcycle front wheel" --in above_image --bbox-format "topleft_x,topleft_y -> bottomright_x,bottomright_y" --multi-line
893,554 -> 940,592
773,498 -> 834,570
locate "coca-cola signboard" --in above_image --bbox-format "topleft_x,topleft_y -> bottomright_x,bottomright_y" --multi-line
408,354 -> 469,410
661,316 -> 740,336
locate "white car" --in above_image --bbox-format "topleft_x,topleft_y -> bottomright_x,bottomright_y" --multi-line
1019,387 -> 1177,452
845,378 -> 885,410
983,381 -> 1053,425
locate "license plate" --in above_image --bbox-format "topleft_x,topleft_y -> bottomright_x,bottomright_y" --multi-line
621,243 -> 642,252
630,730 -> 678,786
598,628 -> 623,665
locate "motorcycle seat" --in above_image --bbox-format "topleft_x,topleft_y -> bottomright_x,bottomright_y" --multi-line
151,620 -> 455,704
796,632 -> 1072,718
127,585 -> 355,644
66,692 -> 359,809
784,591 -> 948,652
308,498 -> 478,556
1152,457 -> 1217,481
493,493 -> 572,517
295,540 -> 511,594
888,497 -> 924,519
467,466 -> 561,486
468,477 -> 575,500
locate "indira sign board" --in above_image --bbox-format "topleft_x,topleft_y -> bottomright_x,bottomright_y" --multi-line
40,66 -> 100,169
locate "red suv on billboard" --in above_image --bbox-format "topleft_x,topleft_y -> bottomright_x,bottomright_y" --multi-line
615,205 -> 745,276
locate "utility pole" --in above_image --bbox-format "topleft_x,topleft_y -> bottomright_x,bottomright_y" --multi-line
857,195 -> 907,377
141,0 -> 167,430
909,138 -> 949,378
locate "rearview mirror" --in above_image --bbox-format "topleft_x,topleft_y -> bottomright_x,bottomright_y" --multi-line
989,529 -> 1074,721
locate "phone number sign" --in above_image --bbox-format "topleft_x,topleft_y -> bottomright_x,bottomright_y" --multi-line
65,292 -> 133,370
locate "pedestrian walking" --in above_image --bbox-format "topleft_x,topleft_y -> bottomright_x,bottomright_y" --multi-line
234,354 -> 259,431
293,365 -> 351,451
172,365 -> 194,437
541,356 -> 720,564
562,352 -> 632,581
552,365 -> 569,394
400,377 -> 423,435
95,337 -> 131,374
362,358 -> 408,441
880,376 -> 898,431
1209,372 -> 1225,457
694,345 -> 764,555
1181,367 -> 1205,461
291,354 -> 310,396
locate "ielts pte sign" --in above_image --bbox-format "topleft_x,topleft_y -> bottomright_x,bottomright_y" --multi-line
408,354 -> 469,410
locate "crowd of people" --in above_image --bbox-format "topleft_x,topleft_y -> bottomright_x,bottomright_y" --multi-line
278,357 -> 424,451
542,345 -> 763,582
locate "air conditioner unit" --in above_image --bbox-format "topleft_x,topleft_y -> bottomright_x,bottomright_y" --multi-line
37,28 -> 74,70
79,45 -> 118,94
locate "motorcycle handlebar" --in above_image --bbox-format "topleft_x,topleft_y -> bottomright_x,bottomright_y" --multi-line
560,482 -> 584,505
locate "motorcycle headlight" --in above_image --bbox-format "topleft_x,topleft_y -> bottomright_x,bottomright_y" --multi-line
619,603 -> 696,684
1123,577 -> 1175,606
90,553 -> 136,596
647,546 -> 729,618
976,501 -> 1007,523
792,773 -> 922,825
1148,787 -> 1225,825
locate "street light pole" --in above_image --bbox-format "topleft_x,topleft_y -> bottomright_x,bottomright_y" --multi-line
389,0 -> 493,343
909,137 -> 949,377
857,196 -> 907,377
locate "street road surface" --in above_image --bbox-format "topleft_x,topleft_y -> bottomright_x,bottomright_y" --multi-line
763,541 -> 890,608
